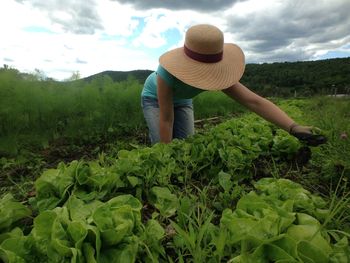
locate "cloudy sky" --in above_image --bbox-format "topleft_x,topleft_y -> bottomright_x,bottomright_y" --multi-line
1,0 -> 349,80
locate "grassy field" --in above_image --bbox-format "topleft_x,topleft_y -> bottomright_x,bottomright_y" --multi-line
0,75 -> 349,261
0,70 -> 246,157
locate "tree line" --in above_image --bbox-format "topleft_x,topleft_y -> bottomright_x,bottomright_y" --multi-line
240,57 -> 350,97
2,56 -> 350,98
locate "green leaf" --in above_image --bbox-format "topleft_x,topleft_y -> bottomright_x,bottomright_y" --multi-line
149,187 -> 178,217
287,225 -> 332,256
34,161 -> 77,211
83,242 -> 97,263
144,219 -> 165,241
31,210 -> 57,255
0,227 -> 23,244
330,237 -> 350,263
0,235 -> 46,263
0,194 -> 31,232
99,239 -> 139,263
65,195 -> 102,222
250,243 -> 296,262
297,240 -> 328,263
141,219 -> 165,259
92,195 -> 142,246
218,171 -> 233,192
127,176 -> 142,187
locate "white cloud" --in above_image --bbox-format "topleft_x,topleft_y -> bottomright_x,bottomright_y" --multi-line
1,0 -> 349,80
96,0 -> 140,36
2,29 -> 156,80
132,8 -> 227,49
1,0 -> 52,33
132,11 -> 179,48
110,0 -> 244,12
0,0 -> 157,80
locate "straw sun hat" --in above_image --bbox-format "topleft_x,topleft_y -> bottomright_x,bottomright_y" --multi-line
159,24 -> 245,91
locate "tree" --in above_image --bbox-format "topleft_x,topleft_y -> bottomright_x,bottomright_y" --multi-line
66,71 -> 81,81
33,68 -> 47,81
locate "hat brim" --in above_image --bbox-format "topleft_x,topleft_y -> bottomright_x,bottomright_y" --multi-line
159,43 -> 245,91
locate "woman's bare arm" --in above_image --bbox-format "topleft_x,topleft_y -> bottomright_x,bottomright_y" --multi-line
157,75 -> 174,143
222,82 -> 295,131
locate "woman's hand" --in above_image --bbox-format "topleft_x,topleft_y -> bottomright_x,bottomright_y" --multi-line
289,123 -> 313,134
289,124 -> 327,146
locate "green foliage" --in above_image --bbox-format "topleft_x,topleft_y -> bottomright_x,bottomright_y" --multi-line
3,106 -> 345,262
0,69 -> 144,156
1,93 -> 350,261
2,57 -> 349,157
302,97 -> 350,182
30,113 -> 287,213
241,57 -> 350,97
193,91 -> 246,119
220,178 -> 350,262
1,195 -> 165,262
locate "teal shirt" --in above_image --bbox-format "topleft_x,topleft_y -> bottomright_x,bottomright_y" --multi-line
141,65 -> 205,105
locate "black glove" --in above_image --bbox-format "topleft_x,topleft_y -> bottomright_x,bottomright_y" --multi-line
289,123 -> 327,146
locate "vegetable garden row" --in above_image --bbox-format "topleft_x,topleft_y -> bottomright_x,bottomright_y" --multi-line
1,103 -> 349,262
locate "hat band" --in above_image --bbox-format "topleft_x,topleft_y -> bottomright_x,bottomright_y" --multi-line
184,45 -> 223,63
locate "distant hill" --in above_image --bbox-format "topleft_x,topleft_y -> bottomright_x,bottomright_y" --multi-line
81,69 -> 153,84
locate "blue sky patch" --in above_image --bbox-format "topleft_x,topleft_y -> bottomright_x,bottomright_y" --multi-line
318,44 -> 350,59
23,26 -> 55,34
141,27 -> 182,70
4,57 -> 14,62
131,16 -> 146,37
76,58 -> 87,64
319,50 -> 350,60
99,33 -> 124,41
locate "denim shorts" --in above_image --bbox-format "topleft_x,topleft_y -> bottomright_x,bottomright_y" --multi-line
141,96 -> 194,144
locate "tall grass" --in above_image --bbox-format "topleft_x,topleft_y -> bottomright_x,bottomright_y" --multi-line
0,70 -> 145,155
303,97 -> 350,182
193,91 -> 245,119
0,69 -> 247,156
